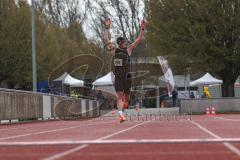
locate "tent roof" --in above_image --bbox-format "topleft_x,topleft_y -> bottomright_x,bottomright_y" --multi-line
54,72 -> 68,81
189,73 -> 222,86
54,72 -> 84,87
92,72 -> 115,86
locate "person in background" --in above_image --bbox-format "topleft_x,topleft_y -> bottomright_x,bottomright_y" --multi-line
172,90 -> 178,107
190,92 -> 195,99
130,93 -> 136,109
97,90 -> 106,109
142,95 -> 147,108
202,86 -> 212,98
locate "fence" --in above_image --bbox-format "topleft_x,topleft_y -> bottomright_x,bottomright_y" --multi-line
180,97 -> 240,114
0,88 -> 100,121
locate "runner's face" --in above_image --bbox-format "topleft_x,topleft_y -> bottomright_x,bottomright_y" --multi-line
119,41 -> 127,49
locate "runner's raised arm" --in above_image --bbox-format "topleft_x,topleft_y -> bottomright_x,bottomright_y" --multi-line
128,20 -> 145,55
104,18 -> 115,54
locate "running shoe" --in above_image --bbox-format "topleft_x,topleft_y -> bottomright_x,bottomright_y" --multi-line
119,114 -> 126,123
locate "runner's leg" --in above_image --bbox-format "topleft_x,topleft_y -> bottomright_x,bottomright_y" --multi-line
116,92 -> 126,122
123,93 -> 130,109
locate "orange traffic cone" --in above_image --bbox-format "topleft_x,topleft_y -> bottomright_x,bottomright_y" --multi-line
205,107 -> 210,115
211,107 -> 216,115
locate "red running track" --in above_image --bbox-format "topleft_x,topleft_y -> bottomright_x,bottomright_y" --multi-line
0,114 -> 240,160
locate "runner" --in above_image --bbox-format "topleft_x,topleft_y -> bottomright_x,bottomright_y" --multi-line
104,17 -> 145,123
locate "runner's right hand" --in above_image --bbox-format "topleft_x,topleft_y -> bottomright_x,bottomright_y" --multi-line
140,19 -> 145,30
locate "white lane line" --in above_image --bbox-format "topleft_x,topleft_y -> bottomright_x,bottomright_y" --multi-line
0,121 -> 115,140
42,122 -> 147,160
215,117 -> 240,122
224,142 -> 240,156
97,122 -> 146,140
190,120 -> 240,156
43,144 -> 88,160
190,120 -> 220,138
1,138 -> 240,146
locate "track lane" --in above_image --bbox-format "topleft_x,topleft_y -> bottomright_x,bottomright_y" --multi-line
0,115 -> 240,160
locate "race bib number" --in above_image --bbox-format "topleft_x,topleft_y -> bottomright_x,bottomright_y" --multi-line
114,59 -> 123,66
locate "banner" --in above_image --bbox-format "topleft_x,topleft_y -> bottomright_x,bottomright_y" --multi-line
157,56 -> 175,97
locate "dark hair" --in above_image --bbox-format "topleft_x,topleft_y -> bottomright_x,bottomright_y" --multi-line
116,37 -> 125,45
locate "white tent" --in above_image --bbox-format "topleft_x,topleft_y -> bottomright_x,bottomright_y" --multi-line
54,72 -> 84,87
92,72 -> 115,86
189,73 -> 223,86
92,72 -> 116,96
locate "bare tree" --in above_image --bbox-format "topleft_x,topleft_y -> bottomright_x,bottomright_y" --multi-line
35,0 -> 87,27
86,0 -> 145,45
